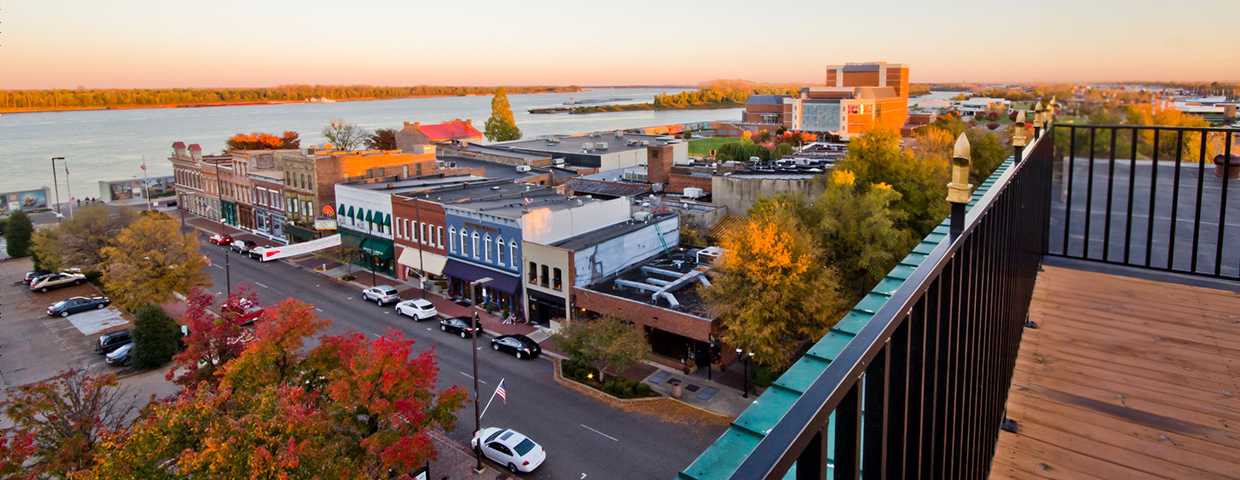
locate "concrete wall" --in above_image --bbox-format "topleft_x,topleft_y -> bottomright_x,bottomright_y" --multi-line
334,184 -> 395,240
571,215 -> 679,288
523,241 -> 572,299
521,197 -> 631,245
711,175 -> 826,218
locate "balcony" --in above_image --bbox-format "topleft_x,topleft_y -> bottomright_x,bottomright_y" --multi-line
680,121 -> 1240,479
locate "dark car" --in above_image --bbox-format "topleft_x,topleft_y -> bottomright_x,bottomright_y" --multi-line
95,330 -> 132,354
24,270 -> 52,285
47,296 -> 111,317
440,316 -> 478,339
230,240 -> 257,254
105,344 -> 133,367
490,334 -> 541,359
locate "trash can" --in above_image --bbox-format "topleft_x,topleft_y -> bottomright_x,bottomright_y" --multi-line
669,379 -> 682,399
1215,154 -> 1240,179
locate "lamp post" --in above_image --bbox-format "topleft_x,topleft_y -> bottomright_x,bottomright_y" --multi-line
214,161 -> 231,294
738,348 -> 749,398
414,196 -> 426,298
51,157 -> 64,223
470,276 -> 494,474
946,133 -> 973,236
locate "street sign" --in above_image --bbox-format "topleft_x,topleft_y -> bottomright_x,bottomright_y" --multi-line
314,218 -> 337,230
322,205 -> 335,216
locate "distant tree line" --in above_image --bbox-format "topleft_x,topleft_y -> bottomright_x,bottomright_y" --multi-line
0,84 -> 581,111
653,80 -> 802,107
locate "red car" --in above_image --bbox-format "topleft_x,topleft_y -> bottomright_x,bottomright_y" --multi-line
208,233 -> 234,246
222,299 -> 264,325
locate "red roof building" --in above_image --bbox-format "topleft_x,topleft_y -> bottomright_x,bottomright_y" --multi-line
396,119 -> 484,151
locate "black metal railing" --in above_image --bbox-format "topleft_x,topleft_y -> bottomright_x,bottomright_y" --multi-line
1048,124 -> 1239,278
728,130 -> 1054,480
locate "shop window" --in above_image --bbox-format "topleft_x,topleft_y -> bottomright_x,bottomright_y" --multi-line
540,265 -> 549,288
438,227 -> 444,248
484,234 -> 492,262
497,237 -> 505,265
472,233 -> 479,259
553,268 -> 562,291
528,262 -> 537,283
510,241 -> 518,269
449,227 -> 456,253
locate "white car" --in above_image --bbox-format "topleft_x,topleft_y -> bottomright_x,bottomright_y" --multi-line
361,285 -> 401,306
471,428 -> 546,474
395,299 -> 437,320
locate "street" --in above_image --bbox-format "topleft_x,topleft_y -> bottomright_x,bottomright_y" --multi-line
196,241 -> 727,479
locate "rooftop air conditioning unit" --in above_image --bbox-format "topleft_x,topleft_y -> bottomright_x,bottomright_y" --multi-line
597,142 -> 608,150
632,211 -> 652,222
552,158 -> 565,165
683,187 -> 704,199
582,143 -> 594,151
639,140 -> 649,146
516,165 -> 532,173
627,140 -> 638,146
615,131 -> 624,138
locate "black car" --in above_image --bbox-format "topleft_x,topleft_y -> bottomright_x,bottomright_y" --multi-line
24,270 -> 52,285
95,330 -> 132,354
48,296 -> 111,317
490,334 -> 541,359
440,316 -> 478,339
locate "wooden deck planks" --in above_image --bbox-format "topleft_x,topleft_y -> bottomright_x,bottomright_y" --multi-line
990,266 -> 1240,479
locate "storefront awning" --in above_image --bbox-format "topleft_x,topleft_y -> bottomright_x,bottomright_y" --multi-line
285,224 -> 317,242
443,260 -> 520,294
397,247 -> 448,276
340,230 -> 394,258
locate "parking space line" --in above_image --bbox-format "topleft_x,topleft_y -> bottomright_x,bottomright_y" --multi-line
580,424 -> 618,442
254,282 -> 268,289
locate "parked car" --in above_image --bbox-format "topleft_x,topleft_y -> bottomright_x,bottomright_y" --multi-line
230,240 -> 257,254
471,428 -> 546,473
105,343 -> 133,367
440,316 -> 477,339
208,233 -> 234,246
395,299 -> 437,321
95,330 -> 132,354
246,246 -> 276,261
361,285 -> 401,306
222,299 -> 264,325
47,296 -> 111,317
490,334 -> 541,359
30,272 -> 87,293
23,270 -> 51,285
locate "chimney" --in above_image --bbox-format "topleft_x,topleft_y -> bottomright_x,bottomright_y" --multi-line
413,122 -> 421,130
188,144 -> 203,162
646,144 -> 674,185
172,141 -> 187,158
404,121 -> 414,128
466,119 -> 473,127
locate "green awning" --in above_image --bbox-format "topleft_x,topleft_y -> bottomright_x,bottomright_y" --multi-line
365,210 -> 373,223
384,214 -> 391,227
348,205 -> 355,219
338,203 -> 345,217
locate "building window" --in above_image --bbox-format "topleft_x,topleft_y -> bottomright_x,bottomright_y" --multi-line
416,163 -> 423,176
540,265 -> 549,288
529,262 -> 537,283
378,167 -> 385,177
449,227 -> 456,253
497,237 -> 505,265
484,234 -> 493,262
420,222 -> 427,245
461,229 -> 468,256
472,233 -> 480,259
510,241 -> 518,269
438,227 -> 444,248
553,268 -> 562,291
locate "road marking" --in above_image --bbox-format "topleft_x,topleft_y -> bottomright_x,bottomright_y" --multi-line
582,474 -> 587,479
315,308 -> 323,312
580,424 -> 618,442
316,284 -> 321,287
460,372 -> 487,384
427,327 -> 432,331
254,282 -> 268,289
347,297 -> 353,300
213,265 -> 224,270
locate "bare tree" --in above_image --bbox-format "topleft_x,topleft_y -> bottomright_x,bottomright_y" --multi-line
321,118 -> 369,151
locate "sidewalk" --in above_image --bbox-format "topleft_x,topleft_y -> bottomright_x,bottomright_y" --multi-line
638,363 -> 756,418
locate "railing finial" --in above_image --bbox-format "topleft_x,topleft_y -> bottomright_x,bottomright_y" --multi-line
948,133 -> 972,234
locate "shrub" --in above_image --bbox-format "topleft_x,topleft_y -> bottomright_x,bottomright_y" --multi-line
753,365 -> 774,388
131,304 -> 181,369
634,383 -> 652,397
5,210 -> 33,258
85,270 -> 103,285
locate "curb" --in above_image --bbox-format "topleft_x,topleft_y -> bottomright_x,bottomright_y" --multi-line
550,358 -> 666,407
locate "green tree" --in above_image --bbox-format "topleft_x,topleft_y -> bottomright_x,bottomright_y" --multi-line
552,316 -> 651,381
51,203 -> 139,270
967,130 -> 1010,184
30,227 -> 66,271
100,215 -> 210,311
131,304 -> 182,369
5,210 -> 33,258
840,127 -> 949,238
702,204 -> 846,370
484,87 -> 522,142
321,118 -> 369,151
772,143 -> 795,158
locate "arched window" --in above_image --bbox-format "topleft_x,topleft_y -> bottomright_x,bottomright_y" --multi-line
472,233 -> 480,259
461,229 -> 468,256
497,237 -> 505,265
449,227 -> 456,253
510,241 -> 518,269
484,234 -> 493,262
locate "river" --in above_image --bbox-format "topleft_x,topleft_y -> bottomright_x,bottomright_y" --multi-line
0,88 -> 742,198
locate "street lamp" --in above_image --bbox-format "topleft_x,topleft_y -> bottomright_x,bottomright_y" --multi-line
470,276 -> 493,474
51,157 -> 64,223
738,348 -> 749,398
214,161 -> 231,294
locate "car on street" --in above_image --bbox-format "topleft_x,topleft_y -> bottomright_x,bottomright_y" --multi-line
23,270 -> 52,285
222,299 -> 264,325
440,316 -> 477,339
30,272 -> 87,293
361,285 -> 401,306
471,427 -> 547,473
208,233 -> 234,246
95,330 -> 132,354
246,246 -> 276,261
230,240 -> 257,254
47,296 -> 112,317
395,298 -> 437,320
490,334 -> 541,359
105,343 -> 133,367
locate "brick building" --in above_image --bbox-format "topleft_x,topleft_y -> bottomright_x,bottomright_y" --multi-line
737,62 -> 911,139
395,120 -> 484,151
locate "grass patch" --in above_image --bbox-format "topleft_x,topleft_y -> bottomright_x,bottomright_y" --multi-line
688,138 -> 740,156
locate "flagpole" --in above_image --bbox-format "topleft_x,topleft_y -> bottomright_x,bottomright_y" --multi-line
479,379 -> 504,420
142,155 -> 152,212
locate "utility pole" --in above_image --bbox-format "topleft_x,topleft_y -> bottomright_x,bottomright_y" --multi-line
51,157 -> 64,223
215,161 -> 231,294
470,277 -> 493,474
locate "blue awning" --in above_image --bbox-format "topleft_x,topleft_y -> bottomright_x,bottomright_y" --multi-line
443,260 -> 520,294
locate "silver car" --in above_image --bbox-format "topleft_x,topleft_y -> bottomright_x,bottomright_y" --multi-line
30,272 -> 87,293
361,285 -> 400,306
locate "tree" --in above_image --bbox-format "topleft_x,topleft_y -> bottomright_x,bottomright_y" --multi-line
967,130 -> 1009,185
483,87 -> 522,142
100,214 -> 210,311
5,209 -> 33,258
366,128 -> 398,151
226,132 -> 296,151
552,315 -> 650,381
702,204 -> 846,370
0,369 -> 139,479
166,288 -> 252,390
773,142 -> 794,159
38,203 -> 139,271
760,130 -> 772,143
840,127 -> 949,238
322,118 -> 369,151
30,227 -> 66,272
131,304 -> 182,369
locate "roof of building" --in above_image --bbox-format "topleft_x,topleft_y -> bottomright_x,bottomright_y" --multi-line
746,95 -> 792,105
340,174 -> 489,193
451,143 -> 550,162
580,166 -> 645,182
584,245 -> 712,318
438,155 -> 549,181
493,132 -> 680,156
562,178 -> 653,198
706,215 -> 750,242
552,213 -> 676,251
246,169 -> 283,181
400,181 -> 552,205
459,192 -> 605,218
418,120 -> 483,141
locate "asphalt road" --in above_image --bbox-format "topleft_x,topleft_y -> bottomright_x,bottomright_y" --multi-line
197,242 -> 726,480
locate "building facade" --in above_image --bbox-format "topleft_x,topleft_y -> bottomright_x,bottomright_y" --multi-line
395,120 -> 484,151
248,170 -> 286,241
392,194 -> 449,285
335,183 -> 396,276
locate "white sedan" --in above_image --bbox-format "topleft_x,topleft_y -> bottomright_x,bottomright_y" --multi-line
471,428 -> 546,474
395,299 -> 437,321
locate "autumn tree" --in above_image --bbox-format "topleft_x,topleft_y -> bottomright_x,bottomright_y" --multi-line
5,209 -> 33,258
840,127 -> 949,238
226,131 -> 300,151
30,227 -> 66,272
484,87 -> 522,142
702,204 -> 846,370
100,214 -> 210,311
0,369 -> 139,479
167,286 -> 257,390
131,304 -> 182,369
552,315 -> 651,381
366,128 -> 399,151
322,118 -> 369,151
30,203 -> 138,272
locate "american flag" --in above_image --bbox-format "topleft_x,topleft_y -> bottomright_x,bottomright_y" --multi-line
496,379 -> 507,404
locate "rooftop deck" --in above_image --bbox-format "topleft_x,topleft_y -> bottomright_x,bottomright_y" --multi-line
992,264 -> 1240,479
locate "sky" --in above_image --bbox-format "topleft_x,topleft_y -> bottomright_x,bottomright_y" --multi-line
2,0 -> 1238,90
